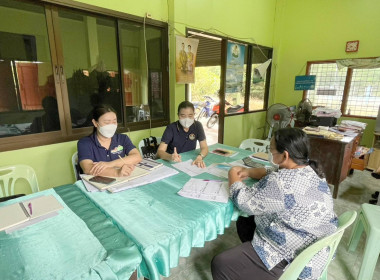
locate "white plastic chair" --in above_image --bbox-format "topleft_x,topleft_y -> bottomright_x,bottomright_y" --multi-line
72,151 -> 80,181
0,165 -> 39,197
239,139 -> 270,153
279,210 -> 357,280
138,136 -> 161,155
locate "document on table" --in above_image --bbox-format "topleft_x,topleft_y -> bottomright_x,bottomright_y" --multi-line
81,166 -> 179,193
206,163 -> 232,179
108,165 -> 179,193
178,178 -> 229,203
172,159 -> 206,177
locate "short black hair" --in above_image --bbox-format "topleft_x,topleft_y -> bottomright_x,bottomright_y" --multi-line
177,101 -> 195,114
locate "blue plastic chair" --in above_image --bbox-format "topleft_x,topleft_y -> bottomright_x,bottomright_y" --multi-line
279,210 -> 357,280
347,203 -> 380,280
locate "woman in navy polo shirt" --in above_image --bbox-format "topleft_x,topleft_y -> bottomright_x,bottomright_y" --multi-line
78,104 -> 142,177
157,101 -> 208,168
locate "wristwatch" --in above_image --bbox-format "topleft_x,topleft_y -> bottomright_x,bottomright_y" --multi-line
198,153 -> 205,159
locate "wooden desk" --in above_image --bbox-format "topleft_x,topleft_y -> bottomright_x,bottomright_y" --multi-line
308,134 -> 360,199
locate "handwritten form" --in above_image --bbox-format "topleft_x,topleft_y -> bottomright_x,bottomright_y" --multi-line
177,178 -> 229,203
172,159 -> 206,177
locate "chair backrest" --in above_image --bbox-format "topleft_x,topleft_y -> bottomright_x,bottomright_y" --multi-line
72,151 -> 80,181
239,139 -> 270,153
138,136 -> 161,158
0,165 -> 39,198
279,210 -> 357,280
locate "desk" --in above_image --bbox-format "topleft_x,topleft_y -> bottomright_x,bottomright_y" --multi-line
0,186 -> 142,280
308,134 -> 360,199
76,144 -> 252,279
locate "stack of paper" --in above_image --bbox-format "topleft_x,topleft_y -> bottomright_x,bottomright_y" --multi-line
177,178 -> 229,203
81,159 -> 178,193
107,165 -> 179,193
81,166 -> 151,190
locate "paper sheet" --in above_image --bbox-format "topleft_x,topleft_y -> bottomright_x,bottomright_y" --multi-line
206,163 -> 232,179
172,159 -> 206,177
178,178 -> 229,203
108,165 -> 179,193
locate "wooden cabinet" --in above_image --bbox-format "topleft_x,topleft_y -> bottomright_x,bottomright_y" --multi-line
308,134 -> 360,199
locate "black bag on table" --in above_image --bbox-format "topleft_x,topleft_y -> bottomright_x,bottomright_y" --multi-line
140,136 -> 160,159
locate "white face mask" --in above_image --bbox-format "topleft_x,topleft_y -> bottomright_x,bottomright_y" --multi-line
179,118 -> 194,128
268,152 -> 279,169
98,123 -> 117,138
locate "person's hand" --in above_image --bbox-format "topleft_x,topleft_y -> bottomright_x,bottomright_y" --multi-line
118,164 -> 135,177
91,161 -> 113,175
171,147 -> 182,162
192,155 -> 206,168
229,166 -> 248,180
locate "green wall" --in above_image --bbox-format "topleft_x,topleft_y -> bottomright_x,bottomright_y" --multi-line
224,111 -> 267,147
7,0 -> 378,192
273,0 -> 380,146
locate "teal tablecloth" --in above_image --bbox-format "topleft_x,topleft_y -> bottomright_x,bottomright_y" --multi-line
0,186 -> 142,280
77,144 -> 253,279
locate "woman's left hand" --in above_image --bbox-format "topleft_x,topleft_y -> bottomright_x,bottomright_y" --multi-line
192,156 -> 206,168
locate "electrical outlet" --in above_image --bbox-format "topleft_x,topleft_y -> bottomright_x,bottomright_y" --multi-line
145,13 -> 152,19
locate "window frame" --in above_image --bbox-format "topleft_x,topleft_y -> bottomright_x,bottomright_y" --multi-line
185,28 -> 272,117
304,59 -> 378,120
0,0 -> 170,152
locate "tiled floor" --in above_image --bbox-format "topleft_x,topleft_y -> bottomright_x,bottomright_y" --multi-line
157,169 -> 380,280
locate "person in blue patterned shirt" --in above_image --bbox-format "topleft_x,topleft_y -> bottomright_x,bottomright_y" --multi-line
211,128 -> 338,280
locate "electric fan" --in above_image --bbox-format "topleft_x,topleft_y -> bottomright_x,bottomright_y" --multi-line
295,98 -> 313,126
266,103 -> 292,140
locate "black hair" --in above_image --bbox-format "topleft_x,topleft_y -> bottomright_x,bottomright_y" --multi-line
177,101 -> 195,115
92,104 -> 117,134
274,127 -> 325,178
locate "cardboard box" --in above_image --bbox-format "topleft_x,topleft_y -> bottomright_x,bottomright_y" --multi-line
351,154 -> 369,171
367,148 -> 380,171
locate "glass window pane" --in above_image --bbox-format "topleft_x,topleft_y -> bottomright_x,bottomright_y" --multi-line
225,42 -> 246,115
120,22 -> 165,123
0,0 -> 58,137
346,68 -> 380,117
58,10 -> 122,127
249,46 -> 272,111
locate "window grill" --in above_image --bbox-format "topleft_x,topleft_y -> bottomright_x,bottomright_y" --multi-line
306,61 -> 380,118
306,63 -> 347,110
346,68 -> 380,117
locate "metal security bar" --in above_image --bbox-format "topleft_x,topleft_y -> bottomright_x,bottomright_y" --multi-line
306,63 -> 347,110
346,68 -> 380,117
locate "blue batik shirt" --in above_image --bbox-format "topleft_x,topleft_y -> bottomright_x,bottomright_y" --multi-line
78,133 -> 136,163
230,166 -> 338,280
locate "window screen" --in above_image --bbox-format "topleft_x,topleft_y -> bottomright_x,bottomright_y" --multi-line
346,68 -> 380,117
306,63 -> 347,110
